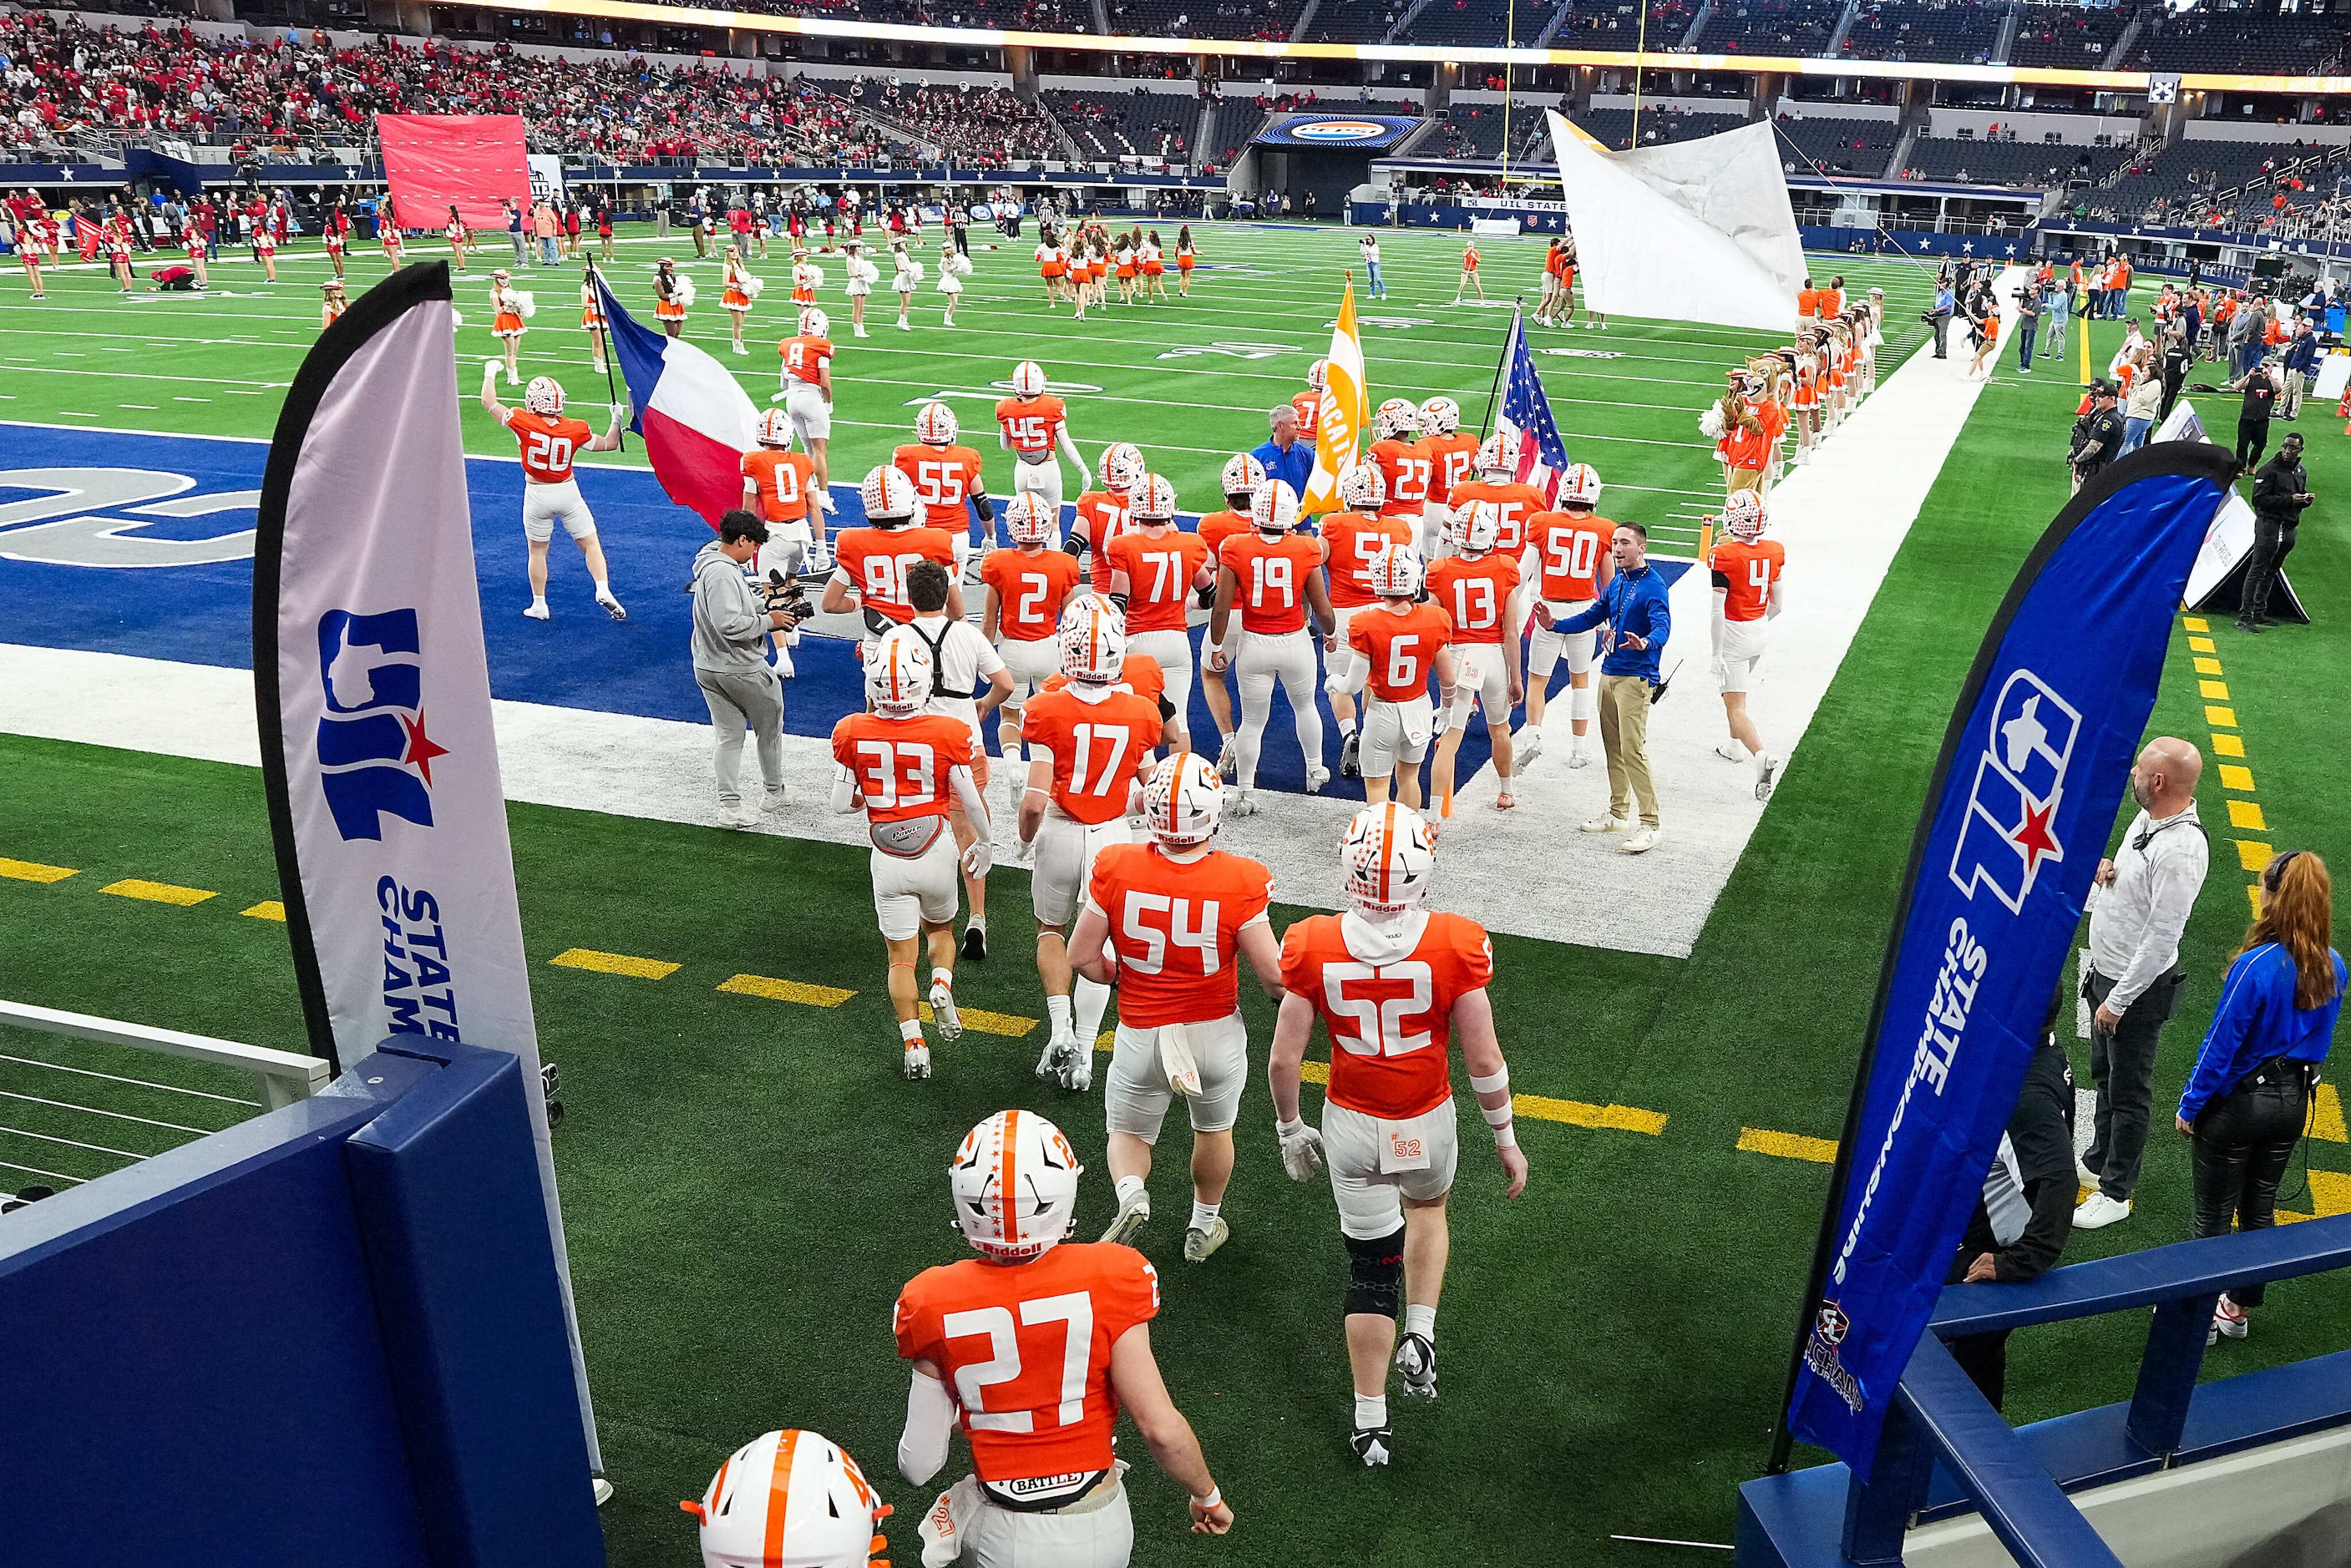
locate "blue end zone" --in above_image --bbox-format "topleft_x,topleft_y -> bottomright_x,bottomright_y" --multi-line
0,422 -> 1683,800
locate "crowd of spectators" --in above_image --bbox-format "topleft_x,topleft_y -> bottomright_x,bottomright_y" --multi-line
2066,139 -> 2351,240
1696,0 -> 1845,57
2007,3 -> 2133,68
1841,0 -> 2005,64
1105,0 -> 1299,42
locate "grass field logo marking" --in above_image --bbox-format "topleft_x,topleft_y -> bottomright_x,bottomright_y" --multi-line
1155,342 -> 1298,362
0,466 -> 259,569
1538,347 -> 1628,361
1328,316 -> 1432,331
909,380 -> 1106,407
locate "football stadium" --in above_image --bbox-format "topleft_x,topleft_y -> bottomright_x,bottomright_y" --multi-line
3,5 -> 2350,1565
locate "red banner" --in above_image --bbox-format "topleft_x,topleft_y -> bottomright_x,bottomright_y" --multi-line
376,114 -> 530,235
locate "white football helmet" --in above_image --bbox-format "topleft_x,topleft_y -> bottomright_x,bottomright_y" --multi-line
1368,542 -> 1425,600
1305,357 -> 1330,394
859,464 -> 917,525
1559,462 -> 1603,509
756,407 -> 793,448
1060,594 -> 1125,685
1457,500 -> 1502,554
1724,488 -> 1767,542
1219,452 -> 1269,499
1003,491 -> 1056,544
866,626 -> 935,717
1476,431 -> 1513,478
798,306 -> 829,338
1011,359 -> 1049,397
1373,397 -> 1421,443
687,1429 -> 885,1568
950,1110 -> 1082,1265
1339,460 -> 1386,513
1419,396 -> 1461,437
523,376 -> 564,417
1142,751 -> 1223,849
1099,441 -> 1145,492
1130,472 -> 1177,523
1341,802 -> 1437,915
915,401 -> 959,445
1250,479 -> 1300,534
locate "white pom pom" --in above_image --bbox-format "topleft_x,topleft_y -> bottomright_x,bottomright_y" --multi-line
1698,405 -> 1726,441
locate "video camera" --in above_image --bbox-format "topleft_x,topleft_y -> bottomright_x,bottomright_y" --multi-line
759,568 -> 815,628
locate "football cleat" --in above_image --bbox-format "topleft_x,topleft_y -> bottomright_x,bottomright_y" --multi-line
1183,1215 -> 1230,1263
1228,790 -> 1259,818
1338,731 -> 1363,779
1396,1333 -> 1438,1399
915,400 -> 960,445
903,1042 -> 932,1080
1063,1039 -> 1094,1093
960,920 -> 987,961
1756,754 -> 1781,802
929,974 -> 964,1041
1304,765 -> 1331,795
1214,733 -> 1239,779
1350,1426 -> 1395,1468
596,589 -> 627,621
1036,1023 -> 1077,1082
1715,742 -> 1746,764
1100,1186 -> 1151,1246
1516,727 -> 1543,766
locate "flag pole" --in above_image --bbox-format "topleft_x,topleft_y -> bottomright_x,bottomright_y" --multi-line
589,265 -> 625,453
1478,299 -> 1523,440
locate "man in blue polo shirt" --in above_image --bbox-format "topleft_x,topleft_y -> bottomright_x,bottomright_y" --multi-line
1250,404 -> 1317,500
1543,521 -> 1671,854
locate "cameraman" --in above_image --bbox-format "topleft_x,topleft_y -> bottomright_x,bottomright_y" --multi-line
693,510 -> 802,828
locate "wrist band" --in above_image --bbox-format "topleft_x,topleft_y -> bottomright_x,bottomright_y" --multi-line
1194,1485 -> 1221,1510
1492,1124 -> 1518,1150
1469,1068 -> 1509,1095
1481,1100 -> 1514,1129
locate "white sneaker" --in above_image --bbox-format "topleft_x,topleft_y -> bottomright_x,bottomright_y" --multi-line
718,798 -> 758,829
1101,1186 -> 1150,1245
928,977 -> 964,1042
763,781 -> 791,812
902,1041 -> 932,1080
1304,766 -> 1330,794
1621,826 -> 1662,854
1229,790 -> 1259,818
1581,813 -> 1631,834
1715,741 -> 1746,764
2076,1156 -> 2100,1189
853,324 -> 867,337
2074,1192 -> 2132,1230
1568,742 -> 1589,768
523,602 -> 551,621
1515,726 -> 1543,765
2211,1293 -> 2250,1344
1756,754 -> 1781,801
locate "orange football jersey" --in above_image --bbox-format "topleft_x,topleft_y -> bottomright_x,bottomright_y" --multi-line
503,410 -> 592,485
1072,489 -> 1132,592
1426,552 -> 1522,646
996,394 -> 1067,456
1022,686 -> 1164,825
829,712 -> 974,823
1219,531 -> 1326,635
1279,909 -> 1496,1120
1710,537 -> 1786,624
1528,510 -> 1611,603
1369,438 -> 1431,518
1417,432 -> 1482,505
1289,389 -> 1321,442
1041,650 -> 1165,714
894,1240 -> 1158,1486
1196,508 -> 1251,562
982,548 -> 1082,642
833,526 -> 959,625
1320,511 -> 1415,609
780,333 -> 833,385
1086,842 -> 1274,1028
1347,601 -> 1453,703
742,448 -> 818,525
1447,478 -> 1545,557
1105,529 -> 1210,634
894,443 -> 987,531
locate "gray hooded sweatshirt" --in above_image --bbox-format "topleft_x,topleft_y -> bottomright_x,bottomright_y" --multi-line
691,539 -> 773,675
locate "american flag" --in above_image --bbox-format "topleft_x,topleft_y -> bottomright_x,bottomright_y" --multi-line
1492,307 -> 1569,504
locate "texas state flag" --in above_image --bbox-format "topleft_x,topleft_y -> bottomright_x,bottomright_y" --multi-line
597,274 -> 761,526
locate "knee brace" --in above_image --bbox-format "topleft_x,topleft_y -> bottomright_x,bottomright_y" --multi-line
1344,1227 -> 1407,1320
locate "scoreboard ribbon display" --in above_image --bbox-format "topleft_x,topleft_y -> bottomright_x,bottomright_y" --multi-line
1256,114 -> 1422,149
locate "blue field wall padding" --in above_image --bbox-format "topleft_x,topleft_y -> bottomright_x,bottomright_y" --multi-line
345,1040 -> 607,1568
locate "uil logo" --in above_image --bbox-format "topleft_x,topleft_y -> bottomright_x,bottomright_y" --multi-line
315,608 -> 448,842
1948,670 -> 2080,915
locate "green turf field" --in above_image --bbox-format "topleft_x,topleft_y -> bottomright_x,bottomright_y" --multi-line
3,230 -> 2346,1564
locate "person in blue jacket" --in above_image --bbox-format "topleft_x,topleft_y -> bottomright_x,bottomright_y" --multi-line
2178,849 -> 2345,1344
1542,522 -> 1671,854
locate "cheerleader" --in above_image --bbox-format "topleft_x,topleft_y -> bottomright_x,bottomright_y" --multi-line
14,206 -> 45,300
1034,226 -> 1068,307
321,278 -> 347,331
596,201 -> 615,264
722,243 -> 758,356
790,248 -> 820,311
490,268 -> 527,384
935,237 -> 965,327
180,217 -> 206,291
892,239 -> 922,331
1112,232 -> 1137,305
580,272 -> 610,374
1175,224 -> 1195,296
1141,229 -> 1168,301
378,195 -> 404,271
1087,238 -> 1110,314
254,211 -> 279,283
106,216 -> 135,294
322,202 -> 348,279
445,205 -> 471,271
1788,331 -> 1822,466
654,255 -> 689,339
842,239 -> 876,337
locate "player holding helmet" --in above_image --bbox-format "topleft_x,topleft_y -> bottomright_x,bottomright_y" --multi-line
778,306 -> 837,494
1707,489 -> 1786,801
1071,754 -> 1282,1262
479,370 -> 628,622
1426,501 -> 1524,814
830,626 -> 992,1080
997,359 -> 1092,524
896,1111 -> 1234,1565
1104,473 -> 1212,752
895,400 -> 996,563
823,466 -> 965,650
1319,461 -> 1415,781
1519,461 -> 1614,768
1195,453 -> 1265,779
1414,397 -> 1479,508
1072,443 -> 1143,594
1268,802 -> 1528,1466
1021,600 -> 1165,1090
980,493 -> 1083,763
1325,544 -> 1454,809
1209,480 -> 1336,814
686,1429 -> 889,1568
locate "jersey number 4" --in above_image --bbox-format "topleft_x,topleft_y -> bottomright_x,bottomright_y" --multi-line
942,1292 -> 1093,1431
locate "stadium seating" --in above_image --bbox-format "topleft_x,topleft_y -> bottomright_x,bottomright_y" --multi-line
1552,0 -> 1699,47
1042,88 -> 1195,163
1771,113 -> 1896,175
1411,0 -> 1556,48
1203,94 -> 1275,167
1695,0 -> 1846,57
1901,134 -> 2131,189
2080,137 -> 2344,233
1102,0 -> 1303,40
1840,0 -> 2005,63
1568,106 -> 1747,150
1426,100 -> 1531,157
2131,9 -> 2346,73
1307,3 -> 1410,43
2006,3 -> 2133,68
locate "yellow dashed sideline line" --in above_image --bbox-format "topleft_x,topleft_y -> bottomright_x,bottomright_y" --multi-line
718,973 -> 856,1008
2313,1084 -> 2347,1145
919,1001 -> 1037,1038
2193,618 -> 2274,919
1738,1127 -> 1839,1163
100,878 -> 216,907
549,948 -> 680,981
1,857 -> 78,883
241,901 -> 286,922
1196,1056 -> 1672,1136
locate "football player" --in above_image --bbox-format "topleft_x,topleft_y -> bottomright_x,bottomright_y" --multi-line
997,359 -> 1092,524
1708,490 -> 1786,801
1208,481 -> 1335,815
479,369 -> 627,622
980,493 -> 1082,766
1021,602 -> 1164,1091
1426,502 -> 1524,814
1415,397 -> 1480,508
905,561 -> 1012,961
1268,802 -> 1528,1466
1290,357 -> 1330,443
1194,454 -> 1265,780
1070,754 -> 1283,1262
1446,432 -> 1546,640
685,1429 -> 889,1568
829,627 -> 991,1080
1071,443 -> 1143,594
1519,461 -> 1614,768
823,466 -> 964,655
778,306 -> 836,493
1319,462 -> 1414,781
896,1111 -> 1234,1564
1366,398 -> 1434,554
1104,473 -> 1213,752
739,407 -> 824,578
894,401 -> 995,564
1325,544 -> 1453,809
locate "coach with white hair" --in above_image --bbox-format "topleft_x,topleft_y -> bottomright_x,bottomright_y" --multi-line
1251,405 -> 1316,500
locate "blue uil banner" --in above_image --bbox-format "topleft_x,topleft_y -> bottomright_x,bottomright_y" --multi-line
1780,441 -> 2238,1474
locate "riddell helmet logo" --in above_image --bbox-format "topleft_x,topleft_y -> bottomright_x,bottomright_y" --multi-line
1948,670 -> 2080,915
315,608 -> 447,842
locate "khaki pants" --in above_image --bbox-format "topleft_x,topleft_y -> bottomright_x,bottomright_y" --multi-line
1599,674 -> 1659,828
2283,367 -> 2306,420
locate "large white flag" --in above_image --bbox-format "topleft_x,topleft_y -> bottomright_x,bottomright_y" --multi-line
252,260 -> 600,1471
1301,278 -> 1369,513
